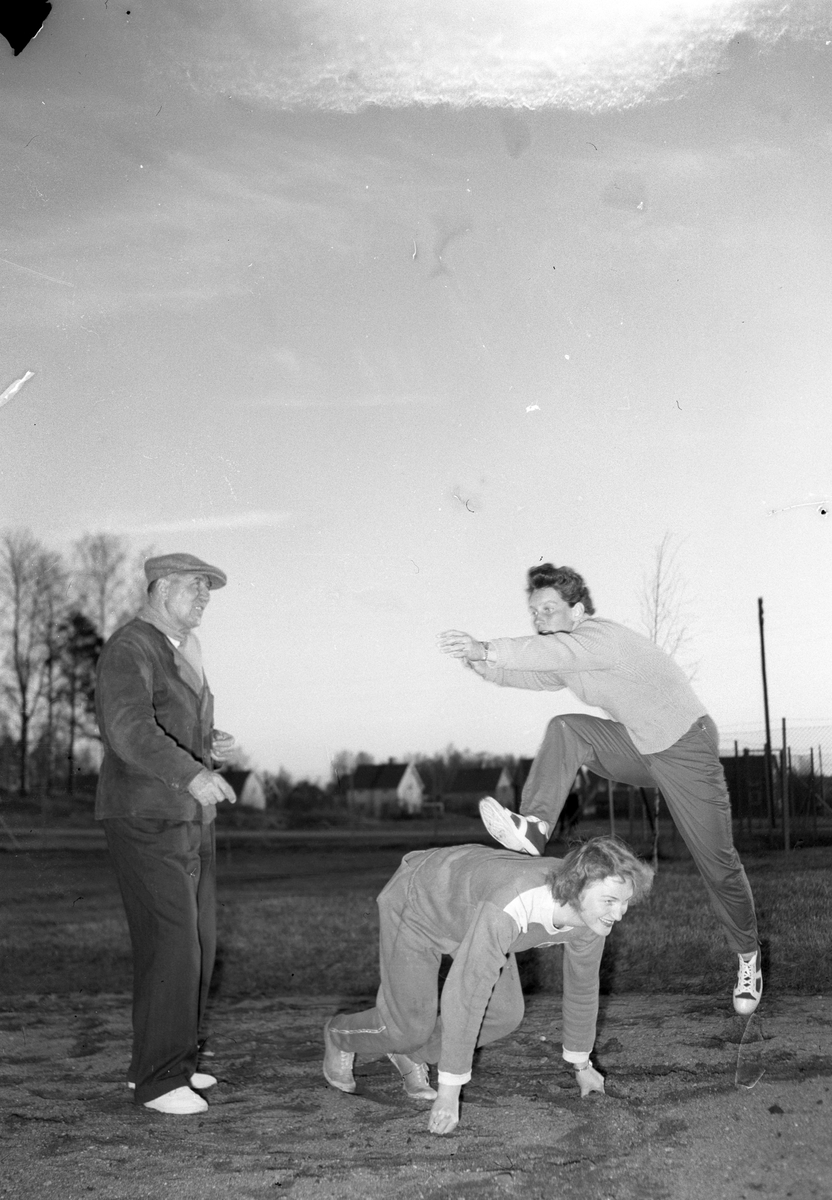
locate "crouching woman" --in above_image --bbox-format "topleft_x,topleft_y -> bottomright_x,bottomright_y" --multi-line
323,835 -> 653,1134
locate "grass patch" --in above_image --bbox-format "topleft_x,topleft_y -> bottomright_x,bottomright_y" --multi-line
1,845 -> 830,998
601,852 -> 832,997
215,894 -> 380,996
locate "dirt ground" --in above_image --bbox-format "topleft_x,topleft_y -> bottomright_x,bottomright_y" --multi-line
2,990 -> 831,1200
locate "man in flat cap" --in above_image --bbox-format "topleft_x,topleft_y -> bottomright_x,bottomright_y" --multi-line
95,553 -> 237,1115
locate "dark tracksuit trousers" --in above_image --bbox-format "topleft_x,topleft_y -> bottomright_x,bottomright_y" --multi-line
103,817 -> 216,1105
522,712 -> 758,955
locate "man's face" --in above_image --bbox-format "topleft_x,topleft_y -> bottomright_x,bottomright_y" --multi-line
161,572 -> 211,631
528,587 -> 580,635
574,875 -> 634,937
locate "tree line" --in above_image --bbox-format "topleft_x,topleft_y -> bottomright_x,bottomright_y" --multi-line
0,529 -> 151,796
1,527 -> 689,809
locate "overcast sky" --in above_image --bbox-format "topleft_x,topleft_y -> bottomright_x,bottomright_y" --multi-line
2,1 -> 830,780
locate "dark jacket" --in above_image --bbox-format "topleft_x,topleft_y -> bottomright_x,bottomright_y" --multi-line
95,618 -> 215,821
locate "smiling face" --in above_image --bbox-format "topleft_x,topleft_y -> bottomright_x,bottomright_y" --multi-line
528,587 -> 584,635
573,875 -> 634,937
159,572 -> 211,632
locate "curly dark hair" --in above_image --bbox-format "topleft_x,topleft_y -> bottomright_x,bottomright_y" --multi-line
549,835 -> 653,907
526,563 -> 595,615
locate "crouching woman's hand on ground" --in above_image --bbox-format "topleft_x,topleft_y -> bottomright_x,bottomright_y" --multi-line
574,1061 -> 605,1098
428,1082 -> 461,1135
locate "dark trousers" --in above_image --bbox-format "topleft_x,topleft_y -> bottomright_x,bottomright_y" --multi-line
103,817 -> 217,1104
522,713 -> 758,955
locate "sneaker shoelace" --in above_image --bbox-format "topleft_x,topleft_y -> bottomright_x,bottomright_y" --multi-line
405,1062 -> 430,1086
737,957 -> 758,993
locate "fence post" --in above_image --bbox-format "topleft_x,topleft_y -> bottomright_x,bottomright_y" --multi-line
781,717 -> 790,855
758,598 -> 775,828
810,747 -> 818,842
733,739 -> 741,845
819,746 -> 826,822
628,785 -> 634,844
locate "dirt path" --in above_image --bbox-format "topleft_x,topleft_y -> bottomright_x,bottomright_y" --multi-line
2,992 -> 830,1200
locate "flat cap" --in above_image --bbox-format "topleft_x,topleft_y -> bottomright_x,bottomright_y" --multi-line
144,553 -> 227,590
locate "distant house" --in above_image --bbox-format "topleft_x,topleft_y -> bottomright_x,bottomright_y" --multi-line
349,761 -> 425,818
221,769 -> 267,811
720,751 -> 770,819
517,760 -> 625,821
443,766 -> 515,817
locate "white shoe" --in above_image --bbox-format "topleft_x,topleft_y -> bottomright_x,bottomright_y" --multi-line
479,797 -> 547,855
323,1017 -> 356,1093
387,1053 -> 437,1100
190,1072 -> 217,1089
733,951 -> 763,1015
143,1086 -> 208,1114
128,1071 -> 217,1091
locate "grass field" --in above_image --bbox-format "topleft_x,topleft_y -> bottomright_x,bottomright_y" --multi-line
1,838 -> 831,1000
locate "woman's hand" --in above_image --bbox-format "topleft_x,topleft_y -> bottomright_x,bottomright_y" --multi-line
437,631 -> 486,662
575,1063 -> 605,1098
428,1082 -> 461,1135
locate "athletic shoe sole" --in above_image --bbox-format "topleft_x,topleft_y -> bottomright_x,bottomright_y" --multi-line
479,797 -> 543,855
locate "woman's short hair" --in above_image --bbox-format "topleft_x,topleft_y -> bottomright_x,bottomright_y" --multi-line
550,835 -> 654,907
526,563 -> 595,615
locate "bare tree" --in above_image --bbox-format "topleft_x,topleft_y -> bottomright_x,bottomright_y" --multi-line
71,533 -> 151,638
639,531 -> 694,662
0,531 -> 65,795
36,552 -> 70,794
638,532 -> 697,870
54,611 -> 103,792
330,749 -> 374,794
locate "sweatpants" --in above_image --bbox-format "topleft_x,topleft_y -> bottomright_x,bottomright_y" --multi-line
328,878 -> 525,1071
522,713 -> 758,954
103,817 -> 217,1105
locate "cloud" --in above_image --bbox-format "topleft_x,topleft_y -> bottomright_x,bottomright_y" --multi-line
106,510 -> 294,535
174,0 -> 832,113
352,587 -> 409,614
251,389 -> 438,410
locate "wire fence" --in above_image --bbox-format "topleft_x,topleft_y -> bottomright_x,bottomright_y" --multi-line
581,720 -> 832,856
719,720 -> 832,849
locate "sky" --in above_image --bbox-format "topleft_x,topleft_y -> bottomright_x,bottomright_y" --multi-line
1,0 -> 831,781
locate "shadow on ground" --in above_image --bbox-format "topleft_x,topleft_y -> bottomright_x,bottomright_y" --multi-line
1,993 -> 831,1200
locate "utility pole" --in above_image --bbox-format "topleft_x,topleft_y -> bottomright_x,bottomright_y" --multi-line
758,598 -> 775,828
782,717 -> 790,856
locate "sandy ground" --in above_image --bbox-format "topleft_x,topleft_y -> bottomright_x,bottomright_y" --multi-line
2,991 -> 831,1200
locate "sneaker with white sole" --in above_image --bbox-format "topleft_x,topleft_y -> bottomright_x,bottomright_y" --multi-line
387,1053 -> 437,1100
143,1086 -> 208,1115
479,797 -> 548,856
323,1017 -> 356,1093
733,951 -> 763,1015
128,1071 -> 217,1091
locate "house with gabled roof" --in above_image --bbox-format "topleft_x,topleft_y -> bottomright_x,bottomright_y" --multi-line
443,766 -> 515,817
349,761 -> 425,818
220,768 -> 267,810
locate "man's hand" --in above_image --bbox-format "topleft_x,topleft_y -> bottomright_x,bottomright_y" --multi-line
437,630 -> 487,662
575,1063 -> 605,1098
428,1082 -> 461,1135
211,729 -> 237,763
188,769 -> 237,807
